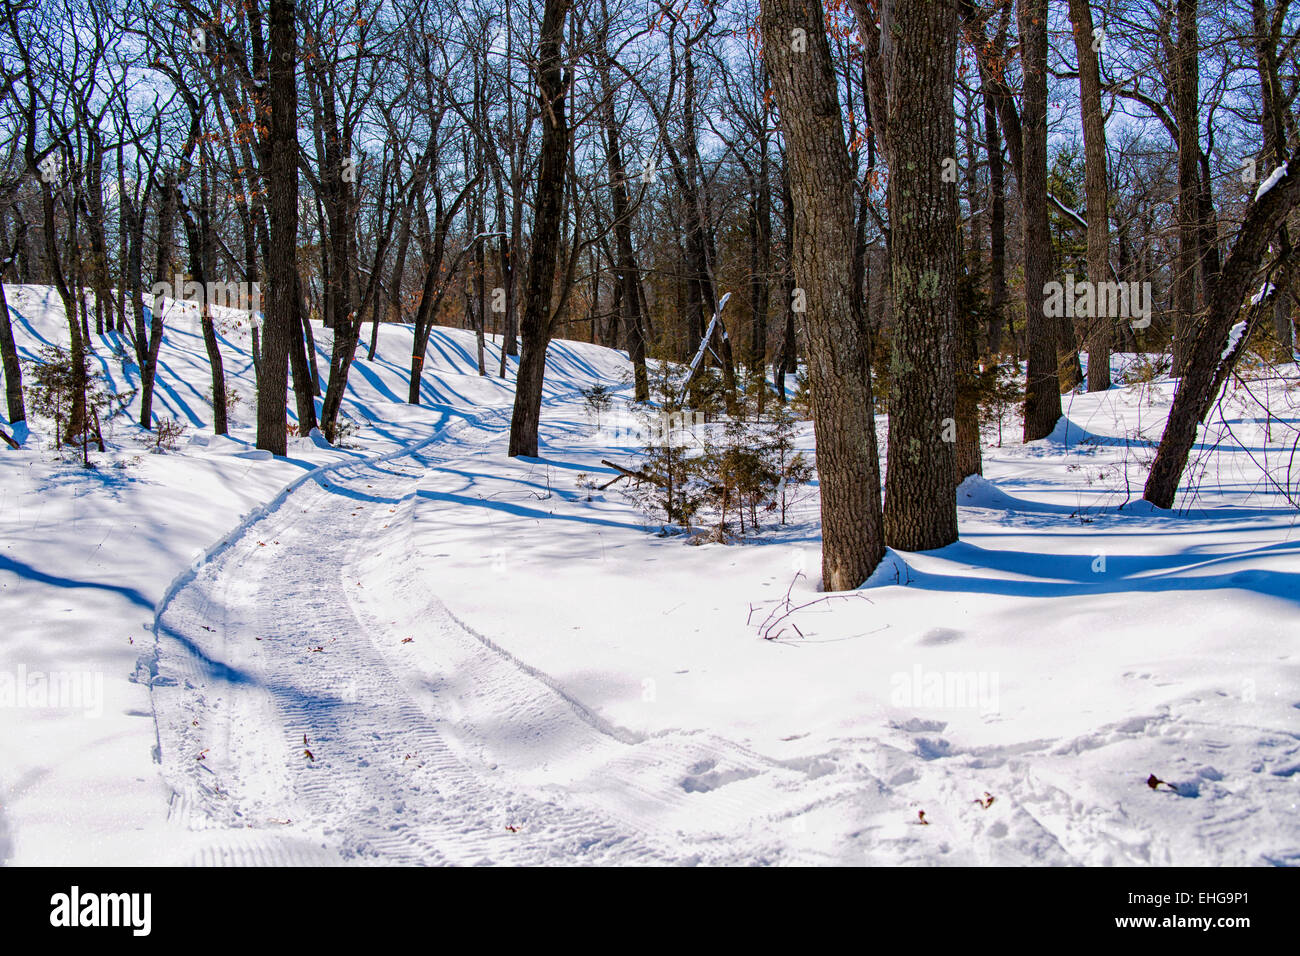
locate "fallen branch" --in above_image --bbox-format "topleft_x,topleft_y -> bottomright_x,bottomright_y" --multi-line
748,571 -> 872,641
600,458 -> 666,487
0,426 -> 17,450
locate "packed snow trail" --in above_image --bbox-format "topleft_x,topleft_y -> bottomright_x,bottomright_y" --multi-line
146,407 -> 1300,866
149,413 -> 827,865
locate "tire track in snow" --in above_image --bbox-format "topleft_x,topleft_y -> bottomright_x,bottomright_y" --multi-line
151,415 -> 779,864
154,406 -> 1157,866
344,448 -> 852,860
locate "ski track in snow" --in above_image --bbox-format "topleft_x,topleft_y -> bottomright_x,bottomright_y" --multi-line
147,410 -> 1298,867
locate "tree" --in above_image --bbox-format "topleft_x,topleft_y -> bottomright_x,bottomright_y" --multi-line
1171,0 -> 1200,378
257,0 -> 298,456
1143,157 -> 1300,508
507,0 -> 571,458
880,0 -> 961,551
1017,0 -> 1061,440
760,0 -> 886,590
1068,0 -> 1112,392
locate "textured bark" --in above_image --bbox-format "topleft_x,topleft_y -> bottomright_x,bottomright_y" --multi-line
0,278 -> 23,425
507,0 -> 571,458
774,156 -> 797,401
256,0 -> 298,456
762,0 -> 885,590
406,179 -> 475,405
984,89 -> 1007,353
1171,0 -> 1200,378
1068,0 -> 1112,392
596,14 -> 649,401
1144,156 -> 1300,507
1250,0 -> 1295,353
750,139 -> 772,387
882,0 -> 960,550
1018,0 -> 1062,441
290,294 -> 318,432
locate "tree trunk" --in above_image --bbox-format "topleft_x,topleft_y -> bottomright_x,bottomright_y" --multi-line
140,169 -> 175,429
762,0 -> 886,590
1144,156 -> 1300,507
596,18 -> 649,402
1018,0 -> 1062,440
984,90 -> 1007,353
1069,0 -> 1112,392
0,278 -> 24,426
507,0 -> 571,458
1250,0 -> 1295,354
882,0 -> 961,550
256,0 -> 298,456
1171,0 -> 1200,378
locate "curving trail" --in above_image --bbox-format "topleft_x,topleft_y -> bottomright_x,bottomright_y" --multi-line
147,412 -> 1277,866
150,416 -> 829,865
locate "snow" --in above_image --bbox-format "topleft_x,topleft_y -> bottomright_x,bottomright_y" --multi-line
1254,162 -> 1287,201
1251,281 -> 1275,306
2,285 -> 1299,865
1222,320 -> 1247,361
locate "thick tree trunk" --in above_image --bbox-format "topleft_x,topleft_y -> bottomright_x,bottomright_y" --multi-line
762,0 -> 886,590
751,139 -> 772,384
882,0 -> 961,550
1172,0 -> 1200,378
597,27 -> 649,402
256,0 -> 298,456
507,0 -> 571,458
1018,0 -> 1062,441
1069,0 -> 1112,392
774,157 -> 797,401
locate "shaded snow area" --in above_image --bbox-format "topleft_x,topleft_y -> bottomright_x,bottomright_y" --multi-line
2,284 -> 1298,866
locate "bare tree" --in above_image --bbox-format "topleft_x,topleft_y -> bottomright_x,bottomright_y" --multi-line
507,0 -> 572,458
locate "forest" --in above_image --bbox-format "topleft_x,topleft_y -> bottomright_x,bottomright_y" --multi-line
0,0 -> 1297,873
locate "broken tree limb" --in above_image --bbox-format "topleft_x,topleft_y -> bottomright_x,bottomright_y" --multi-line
600,458 -> 666,487
680,291 -> 732,400
0,426 -> 18,449
1049,193 -> 1088,231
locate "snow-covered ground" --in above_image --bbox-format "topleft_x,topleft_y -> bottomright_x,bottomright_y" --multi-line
2,284 -> 1297,865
